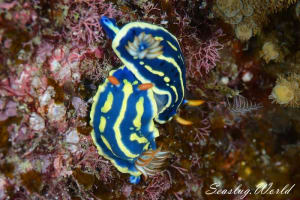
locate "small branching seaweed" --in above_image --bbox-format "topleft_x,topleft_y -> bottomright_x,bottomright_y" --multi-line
226,95 -> 263,114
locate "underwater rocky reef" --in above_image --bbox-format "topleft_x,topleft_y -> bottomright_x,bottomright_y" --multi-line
0,0 -> 300,199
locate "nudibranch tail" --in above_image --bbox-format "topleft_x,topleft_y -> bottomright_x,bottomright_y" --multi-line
174,115 -> 193,126
185,99 -> 205,106
135,148 -> 171,180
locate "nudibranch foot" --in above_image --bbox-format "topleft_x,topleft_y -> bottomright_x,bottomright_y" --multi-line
174,115 -> 193,126
184,99 -> 205,106
129,175 -> 141,184
135,148 -> 171,180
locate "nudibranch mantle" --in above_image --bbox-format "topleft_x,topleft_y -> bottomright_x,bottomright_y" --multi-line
90,66 -> 160,181
100,17 -> 186,124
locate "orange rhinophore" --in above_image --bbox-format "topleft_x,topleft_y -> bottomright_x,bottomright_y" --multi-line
108,76 -> 120,85
138,83 -> 153,90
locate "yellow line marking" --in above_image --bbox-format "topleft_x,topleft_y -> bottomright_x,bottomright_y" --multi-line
101,92 -> 113,113
101,135 -> 114,152
113,80 -> 139,158
130,133 -> 148,143
144,65 -> 164,77
157,55 -> 184,101
89,81 -> 108,126
170,85 -> 178,102
99,116 -> 106,132
164,77 -> 170,82
167,41 -> 178,51
133,97 -> 144,130
143,142 -> 150,150
108,23 -> 119,36
90,68 -> 120,126
154,36 -> 164,41
133,80 -> 138,85
91,130 -> 141,176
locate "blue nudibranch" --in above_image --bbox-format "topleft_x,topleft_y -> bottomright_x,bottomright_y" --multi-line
90,66 -> 170,184
100,16 -> 186,124
90,17 -> 202,184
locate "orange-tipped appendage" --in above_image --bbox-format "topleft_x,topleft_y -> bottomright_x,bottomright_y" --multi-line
175,115 -> 193,125
138,83 -> 153,90
108,76 -> 120,85
186,99 -> 205,106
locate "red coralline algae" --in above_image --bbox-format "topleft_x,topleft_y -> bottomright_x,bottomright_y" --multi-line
47,44 -> 108,86
47,45 -> 83,85
0,64 -> 39,102
71,96 -> 87,118
2,1 -> 38,29
29,113 -> 45,131
0,177 -> 6,199
35,41 -> 55,65
186,35 -> 223,79
53,154 -> 73,178
0,100 -> 17,121
64,0 -> 124,46
143,172 -> 171,200
193,117 -> 211,144
122,184 -> 132,197
0,1 -> 17,10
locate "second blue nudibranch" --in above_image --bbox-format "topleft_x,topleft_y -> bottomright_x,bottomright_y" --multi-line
90,66 -> 170,183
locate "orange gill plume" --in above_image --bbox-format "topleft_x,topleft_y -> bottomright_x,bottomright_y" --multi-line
135,147 -> 171,180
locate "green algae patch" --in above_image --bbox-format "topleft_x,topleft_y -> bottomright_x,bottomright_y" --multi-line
20,170 -> 43,193
73,168 -> 95,190
0,124 -> 9,149
76,125 -> 93,136
92,178 -> 117,200
0,117 -> 22,154
47,78 -> 65,103
0,162 -> 15,179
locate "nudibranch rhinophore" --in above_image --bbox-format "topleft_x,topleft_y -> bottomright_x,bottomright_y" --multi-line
100,16 -> 186,124
90,66 -> 170,184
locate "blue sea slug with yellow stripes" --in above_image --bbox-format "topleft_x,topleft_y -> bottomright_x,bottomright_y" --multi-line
90,66 -> 170,184
90,17 -> 205,184
100,16 -> 187,124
